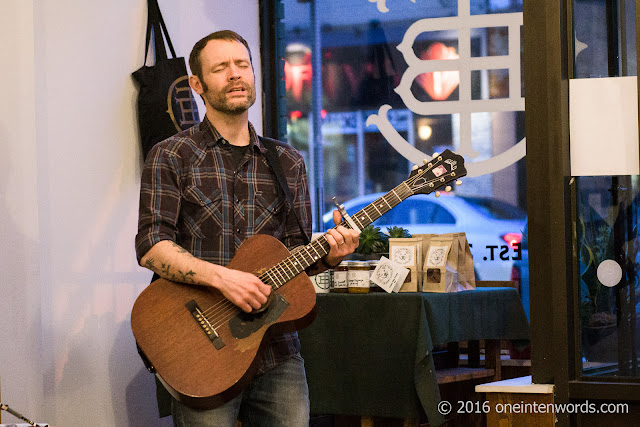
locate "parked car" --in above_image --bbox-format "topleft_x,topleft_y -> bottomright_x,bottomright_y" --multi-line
323,193 -> 526,281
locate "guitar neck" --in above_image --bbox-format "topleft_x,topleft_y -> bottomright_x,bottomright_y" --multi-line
262,149 -> 466,290
261,182 -> 413,290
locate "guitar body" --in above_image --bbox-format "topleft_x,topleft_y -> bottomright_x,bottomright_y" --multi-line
131,234 -> 317,409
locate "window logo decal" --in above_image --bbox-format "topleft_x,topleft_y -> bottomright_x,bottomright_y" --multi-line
365,1 -> 525,177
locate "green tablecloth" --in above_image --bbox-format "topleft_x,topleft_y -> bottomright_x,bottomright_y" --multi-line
298,288 -> 530,426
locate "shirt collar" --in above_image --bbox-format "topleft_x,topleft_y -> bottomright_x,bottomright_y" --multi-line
201,116 -> 265,154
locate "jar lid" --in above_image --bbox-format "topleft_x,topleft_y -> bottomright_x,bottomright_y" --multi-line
335,261 -> 351,269
349,261 -> 369,267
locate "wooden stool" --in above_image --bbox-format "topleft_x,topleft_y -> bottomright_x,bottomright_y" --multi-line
476,375 -> 554,427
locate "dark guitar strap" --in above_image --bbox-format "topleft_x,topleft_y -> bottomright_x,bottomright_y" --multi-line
260,136 -> 311,245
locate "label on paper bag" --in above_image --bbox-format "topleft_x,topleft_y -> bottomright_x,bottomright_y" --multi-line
422,238 -> 454,292
426,245 -> 449,267
390,246 -> 415,266
370,256 -> 410,293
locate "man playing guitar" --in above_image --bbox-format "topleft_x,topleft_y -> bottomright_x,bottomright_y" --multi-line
135,30 -> 359,426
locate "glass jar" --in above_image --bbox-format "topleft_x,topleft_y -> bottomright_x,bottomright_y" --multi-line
332,262 -> 349,293
348,261 -> 370,293
368,260 -> 383,292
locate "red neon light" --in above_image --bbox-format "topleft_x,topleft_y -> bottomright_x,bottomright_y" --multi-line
502,233 -> 522,250
284,57 -> 312,102
416,42 -> 460,101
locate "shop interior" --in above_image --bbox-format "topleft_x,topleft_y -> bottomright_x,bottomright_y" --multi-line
1,0 -> 640,426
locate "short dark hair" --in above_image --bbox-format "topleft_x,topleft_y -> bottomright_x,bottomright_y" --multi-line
189,30 -> 252,82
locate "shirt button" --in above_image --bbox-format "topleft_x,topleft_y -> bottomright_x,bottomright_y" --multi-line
236,228 -> 241,233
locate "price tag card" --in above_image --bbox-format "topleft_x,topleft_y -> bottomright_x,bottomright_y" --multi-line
370,256 -> 410,293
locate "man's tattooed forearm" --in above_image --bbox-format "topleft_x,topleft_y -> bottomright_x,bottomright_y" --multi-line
144,258 -> 196,283
178,270 -> 196,282
160,262 -> 172,277
162,267 -> 196,283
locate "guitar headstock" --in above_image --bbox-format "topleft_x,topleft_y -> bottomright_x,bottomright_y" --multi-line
406,149 -> 467,196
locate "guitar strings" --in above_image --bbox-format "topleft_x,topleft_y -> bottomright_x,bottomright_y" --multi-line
199,169 -> 454,328
204,268 -> 293,330
200,254 -> 316,326
199,244 -> 323,320
198,246 -> 320,323
198,233 -> 334,320
196,163 -> 456,329
201,171 -> 449,328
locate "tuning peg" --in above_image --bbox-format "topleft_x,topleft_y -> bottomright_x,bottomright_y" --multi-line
422,159 -> 428,164
432,152 -> 439,158
456,180 -> 462,186
435,191 -> 441,197
412,164 -> 419,170
445,186 -> 452,192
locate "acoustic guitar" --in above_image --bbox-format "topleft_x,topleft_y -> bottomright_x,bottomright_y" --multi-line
131,149 -> 467,409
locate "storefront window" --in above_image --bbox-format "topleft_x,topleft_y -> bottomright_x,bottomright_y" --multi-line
573,0 -> 639,377
281,0 -> 526,290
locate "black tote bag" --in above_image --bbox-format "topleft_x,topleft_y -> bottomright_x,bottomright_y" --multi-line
132,0 -> 200,160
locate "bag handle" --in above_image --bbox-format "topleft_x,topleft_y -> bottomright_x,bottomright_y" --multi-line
260,137 -> 311,245
143,0 -> 178,65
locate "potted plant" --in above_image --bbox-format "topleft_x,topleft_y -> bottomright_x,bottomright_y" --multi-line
353,225 -> 387,260
386,226 -> 412,239
351,225 -> 413,260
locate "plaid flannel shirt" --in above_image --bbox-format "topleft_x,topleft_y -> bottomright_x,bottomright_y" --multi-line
135,117 -> 313,373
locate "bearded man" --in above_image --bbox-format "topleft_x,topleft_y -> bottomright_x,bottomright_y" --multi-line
135,30 -> 359,426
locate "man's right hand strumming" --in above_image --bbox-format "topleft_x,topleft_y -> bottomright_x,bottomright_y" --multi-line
211,267 -> 271,313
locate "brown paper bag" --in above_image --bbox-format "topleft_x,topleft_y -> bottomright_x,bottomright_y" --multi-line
413,233 -> 437,291
421,234 -> 457,292
388,237 -> 423,292
417,233 -> 476,292
456,232 -> 476,290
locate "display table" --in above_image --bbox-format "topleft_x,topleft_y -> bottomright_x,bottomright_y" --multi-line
298,288 -> 530,426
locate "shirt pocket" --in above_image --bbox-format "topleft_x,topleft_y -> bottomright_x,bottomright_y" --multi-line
254,191 -> 286,234
181,186 -> 224,238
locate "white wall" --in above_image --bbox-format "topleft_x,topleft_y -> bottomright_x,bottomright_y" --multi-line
0,1 -> 261,425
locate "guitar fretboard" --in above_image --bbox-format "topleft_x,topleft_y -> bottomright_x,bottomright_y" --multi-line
259,183 -> 413,289
259,150 -> 464,290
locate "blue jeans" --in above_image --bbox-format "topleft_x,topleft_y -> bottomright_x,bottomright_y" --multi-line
171,353 -> 310,427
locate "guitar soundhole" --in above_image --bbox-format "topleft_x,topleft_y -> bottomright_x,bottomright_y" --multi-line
250,293 -> 274,315
229,294 -> 289,339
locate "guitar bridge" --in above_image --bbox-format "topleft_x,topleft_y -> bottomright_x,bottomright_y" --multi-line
186,300 -> 225,350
